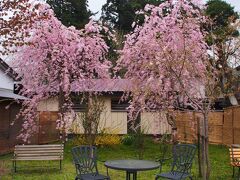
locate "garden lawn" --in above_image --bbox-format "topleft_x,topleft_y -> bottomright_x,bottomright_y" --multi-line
0,138 -> 233,180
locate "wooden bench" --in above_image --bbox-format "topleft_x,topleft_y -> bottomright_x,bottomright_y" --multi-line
229,144 -> 240,178
12,144 -> 64,172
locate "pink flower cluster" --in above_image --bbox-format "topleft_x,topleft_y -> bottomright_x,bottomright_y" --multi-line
12,3 -> 111,142
116,0 -> 210,120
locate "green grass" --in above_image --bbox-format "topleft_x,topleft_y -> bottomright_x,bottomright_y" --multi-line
0,138 -> 234,180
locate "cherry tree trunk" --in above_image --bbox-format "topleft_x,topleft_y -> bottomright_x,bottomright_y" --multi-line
58,88 -> 67,143
199,112 -> 211,180
197,117 -> 202,177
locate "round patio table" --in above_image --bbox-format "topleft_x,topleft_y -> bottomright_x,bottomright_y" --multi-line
104,159 -> 159,180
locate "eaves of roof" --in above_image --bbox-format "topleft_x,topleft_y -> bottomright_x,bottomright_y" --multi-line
0,58 -> 18,80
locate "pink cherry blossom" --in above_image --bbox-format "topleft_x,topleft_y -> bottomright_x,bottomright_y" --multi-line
10,3 -> 111,141
116,0 -> 212,119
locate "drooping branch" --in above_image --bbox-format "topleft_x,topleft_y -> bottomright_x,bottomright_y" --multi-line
2,2 -> 112,142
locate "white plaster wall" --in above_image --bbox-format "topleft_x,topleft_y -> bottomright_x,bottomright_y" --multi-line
71,97 -> 128,134
0,70 -> 14,90
37,97 -> 59,111
101,97 -> 127,134
141,111 -> 171,134
38,96 -> 171,135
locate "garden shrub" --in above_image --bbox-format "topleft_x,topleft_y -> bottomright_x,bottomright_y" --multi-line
71,128 -> 121,147
95,128 -> 121,147
121,134 -> 135,146
71,135 -> 86,146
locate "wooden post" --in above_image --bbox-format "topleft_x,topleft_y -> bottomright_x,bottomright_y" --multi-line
197,116 -> 202,177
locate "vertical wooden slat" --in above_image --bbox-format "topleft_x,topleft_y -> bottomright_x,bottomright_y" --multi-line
0,101 -> 24,155
0,104 -> 60,155
223,108 -> 233,145
0,101 -> 10,154
38,111 -> 60,144
233,107 -> 240,144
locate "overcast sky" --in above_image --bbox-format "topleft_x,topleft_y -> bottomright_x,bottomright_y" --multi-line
88,0 -> 240,19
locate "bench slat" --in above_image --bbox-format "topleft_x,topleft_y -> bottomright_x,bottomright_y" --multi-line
13,157 -> 63,161
15,146 -> 63,149
15,144 -> 63,147
15,147 -> 63,151
230,156 -> 240,159
15,154 -> 63,157
14,149 -> 63,153
15,145 -> 63,148
16,153 -> 63,157
229,150 -> 240,152
230,154 -> 240,156
15,153 -> 63,156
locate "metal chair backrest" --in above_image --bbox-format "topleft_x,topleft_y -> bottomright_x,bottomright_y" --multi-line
171,144 -> 196,173
71,145 -> 98,175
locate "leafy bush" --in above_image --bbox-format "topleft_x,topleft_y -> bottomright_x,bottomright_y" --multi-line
133,128 -> 147,159
71,128 -> 121,147
95,128 -> 121,147
95,134 -> 121,147
121,134 -> 135,146
71,135 -> 86,146
122,129 -> 147,159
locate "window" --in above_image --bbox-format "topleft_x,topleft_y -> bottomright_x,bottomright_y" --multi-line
71,95 -> 87,112
111,97 -> 129,111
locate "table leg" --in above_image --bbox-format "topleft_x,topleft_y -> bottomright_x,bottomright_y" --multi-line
133,172 -> 137,180
126,171 -> 130,180
126,171 -> 137,180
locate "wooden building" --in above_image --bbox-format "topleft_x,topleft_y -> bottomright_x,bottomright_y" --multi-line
0,59 -> 27,154
37,79 -> 172,135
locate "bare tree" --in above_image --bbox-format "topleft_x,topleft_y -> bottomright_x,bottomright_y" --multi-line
79,94 -> 106,146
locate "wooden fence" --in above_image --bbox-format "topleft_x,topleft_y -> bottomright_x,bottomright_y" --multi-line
0,104 -> 59,155
175,106 -> 240,145
1,103 -> 240,155
223,106 -> 240,145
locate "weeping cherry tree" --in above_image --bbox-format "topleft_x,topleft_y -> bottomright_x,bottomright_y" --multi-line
2,2 -> 112,142
116,0 -> 216,179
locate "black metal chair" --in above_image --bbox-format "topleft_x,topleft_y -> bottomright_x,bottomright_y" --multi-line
156,143 -> 172,174
155,144 -> 196,180
71,145 -> 110,180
